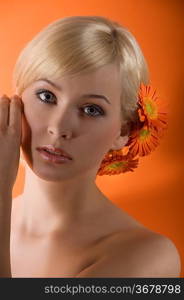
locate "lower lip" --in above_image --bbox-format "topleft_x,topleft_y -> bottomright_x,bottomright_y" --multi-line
37,149 -> 72,164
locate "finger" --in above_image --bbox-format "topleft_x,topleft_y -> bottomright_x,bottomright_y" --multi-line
0,94 -> 10,130
9,95 -> 22,132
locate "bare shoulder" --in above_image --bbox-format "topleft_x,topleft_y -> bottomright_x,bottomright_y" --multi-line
122,230 -> 181,277
76,228 -> 181,278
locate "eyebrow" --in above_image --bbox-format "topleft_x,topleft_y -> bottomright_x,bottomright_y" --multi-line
35,78 -> 111,105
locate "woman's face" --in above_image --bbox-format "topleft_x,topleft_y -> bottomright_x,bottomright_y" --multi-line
20,63 -> 127,181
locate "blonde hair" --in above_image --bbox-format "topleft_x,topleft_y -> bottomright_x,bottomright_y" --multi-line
12,15 -> 150,132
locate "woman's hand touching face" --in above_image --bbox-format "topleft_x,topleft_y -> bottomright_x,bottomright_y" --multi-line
0,94 -> 23,193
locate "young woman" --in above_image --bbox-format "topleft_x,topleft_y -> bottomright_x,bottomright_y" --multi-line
0,15 -> 181,277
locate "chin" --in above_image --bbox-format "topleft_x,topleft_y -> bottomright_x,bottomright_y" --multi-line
24,157 -> 79,182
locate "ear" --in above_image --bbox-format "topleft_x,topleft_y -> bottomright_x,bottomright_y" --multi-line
110,134 -> 129,151
110,122 -> 130,151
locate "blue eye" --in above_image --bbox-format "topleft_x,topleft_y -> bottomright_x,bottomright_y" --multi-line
82,105 -> 104,117
35,89 -> 105,117
36,89 -> 55,104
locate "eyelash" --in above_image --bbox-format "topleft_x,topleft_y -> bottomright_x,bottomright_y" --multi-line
35,89 -> 105,117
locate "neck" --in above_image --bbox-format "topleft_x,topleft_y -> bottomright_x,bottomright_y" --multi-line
18,165 -> 108,236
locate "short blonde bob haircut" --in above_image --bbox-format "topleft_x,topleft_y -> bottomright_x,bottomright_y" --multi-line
12,15 -> 150,134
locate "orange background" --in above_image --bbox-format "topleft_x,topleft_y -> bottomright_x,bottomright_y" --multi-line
0,0 -> 183,277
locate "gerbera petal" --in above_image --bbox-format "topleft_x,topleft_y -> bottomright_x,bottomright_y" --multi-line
137,84 -> 168,137
97,153 -> 139,175
126,122 -> 165,157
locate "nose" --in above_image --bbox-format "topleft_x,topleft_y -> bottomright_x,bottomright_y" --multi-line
48,127 -> 72,140
47,114 -> 72,139
47,106 -> 75,140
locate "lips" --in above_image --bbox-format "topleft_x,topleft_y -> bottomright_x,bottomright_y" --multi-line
36,145 -> 73,160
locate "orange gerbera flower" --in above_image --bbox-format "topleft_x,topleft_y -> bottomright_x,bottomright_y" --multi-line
97,149 -> 139,176
138,83 -> 168,132
126,123 -> 163,157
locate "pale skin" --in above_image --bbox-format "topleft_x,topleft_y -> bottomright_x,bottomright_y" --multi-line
0,63 -> 181,277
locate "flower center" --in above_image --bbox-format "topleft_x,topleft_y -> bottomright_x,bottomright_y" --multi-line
139,127 -> 150,141
145,98 -> 157,119
108,161 -> 127,170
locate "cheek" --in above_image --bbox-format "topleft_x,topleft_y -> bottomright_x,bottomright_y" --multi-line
99,116 -> 120,140
88,121 -> 120,152
21,112 -> 31,145
21,103 -> 39,146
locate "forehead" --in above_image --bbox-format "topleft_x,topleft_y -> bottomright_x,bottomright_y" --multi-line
59,63 -> 120,90
34,63 -> 121,99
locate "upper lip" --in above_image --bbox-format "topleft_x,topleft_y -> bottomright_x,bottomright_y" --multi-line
36,145 -> 73,160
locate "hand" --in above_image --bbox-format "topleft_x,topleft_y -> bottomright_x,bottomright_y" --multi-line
0,94 -> 23,194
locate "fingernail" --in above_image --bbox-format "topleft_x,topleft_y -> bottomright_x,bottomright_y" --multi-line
0,94 -> 8,98
13,94 -> 20,99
